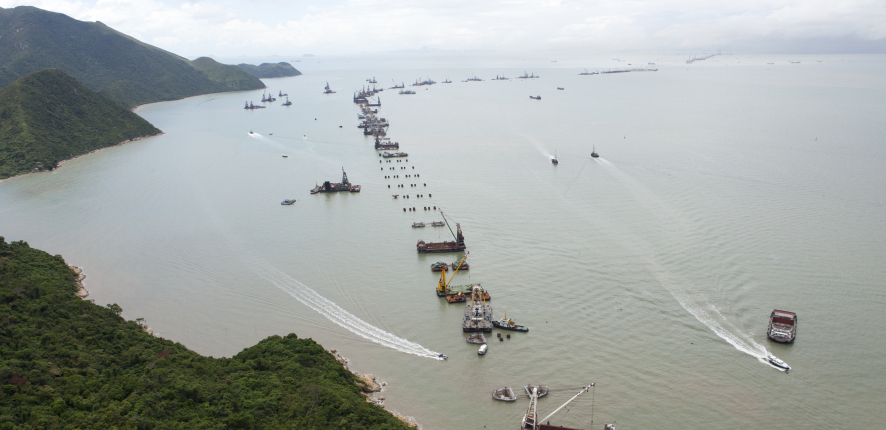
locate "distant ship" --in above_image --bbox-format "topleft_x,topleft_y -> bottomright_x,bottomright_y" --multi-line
367,77 -> 377,83
591,145 -> 599,158
530,95 -> 541,100
442,79 -> 452,83
324,81 -> 336,94
517,71 -> 539,79
579,69 -> 599,75
282,97 -> 292,106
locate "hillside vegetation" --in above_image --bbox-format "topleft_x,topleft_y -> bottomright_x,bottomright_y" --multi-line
0,69 -> 162,179
0,237 -> 411,429
0,6 -> 264,108
237,63 -> 303,79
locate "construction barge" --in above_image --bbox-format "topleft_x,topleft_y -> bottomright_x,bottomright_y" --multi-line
436,254 -> 490,302
463,285 -> 493,332
417,214 -> 466,253
310,169 -> 361,194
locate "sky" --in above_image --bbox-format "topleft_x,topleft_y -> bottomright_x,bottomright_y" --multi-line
2,0 -> 885,57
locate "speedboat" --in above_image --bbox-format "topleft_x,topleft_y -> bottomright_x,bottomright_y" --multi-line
282,154 -> 288,158
438,353 -> 448,360
478,344 -> 488,355
768,355 -> 790,370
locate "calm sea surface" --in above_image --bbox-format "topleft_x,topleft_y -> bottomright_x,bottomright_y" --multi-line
2,52 -> 885,429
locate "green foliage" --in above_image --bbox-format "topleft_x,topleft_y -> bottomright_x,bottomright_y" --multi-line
237,63 -> 303,79
0,69 -> 162,179
0,6 -> 265,108
0,237 -> 410,429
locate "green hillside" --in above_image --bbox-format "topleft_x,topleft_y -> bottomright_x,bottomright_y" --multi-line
237,62 -> 303,79
0,237 -> 411,429
0,6 -> 264,108
0,69 -> 161,179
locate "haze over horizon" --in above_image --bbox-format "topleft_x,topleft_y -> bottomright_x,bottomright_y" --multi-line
2,0 -> 885,58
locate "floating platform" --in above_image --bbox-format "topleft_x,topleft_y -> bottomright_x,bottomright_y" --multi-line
382,151 -> 408,158
311,169 -> 360,194
493,387 -> 517,402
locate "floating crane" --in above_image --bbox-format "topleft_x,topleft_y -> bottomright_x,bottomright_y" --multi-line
437,252 -> 469,295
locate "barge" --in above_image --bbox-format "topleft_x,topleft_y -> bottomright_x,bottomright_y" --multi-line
463,285 -> 493,333
493,387 -> 517,402
767,309 -> 797,343
417,215 -> 465,253
382,151 -> 408,158
310,169 -> 361,194
374,136 -> 399,150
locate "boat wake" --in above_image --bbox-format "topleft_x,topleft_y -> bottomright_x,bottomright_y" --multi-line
248,260 -> 443,360
601,162 -> 785,369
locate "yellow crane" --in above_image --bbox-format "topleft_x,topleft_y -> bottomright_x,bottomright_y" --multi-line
437,251 -> 469,295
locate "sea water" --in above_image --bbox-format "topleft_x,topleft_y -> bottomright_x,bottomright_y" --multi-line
2,52 -> 885,429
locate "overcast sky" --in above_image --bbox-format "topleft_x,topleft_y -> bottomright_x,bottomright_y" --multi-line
3,0 -> 885,57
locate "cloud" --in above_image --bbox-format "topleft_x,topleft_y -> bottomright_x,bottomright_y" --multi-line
2,0 -> 884,55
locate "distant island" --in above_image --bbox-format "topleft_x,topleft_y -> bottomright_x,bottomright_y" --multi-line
237,62 -> 303,79
0,237 -> 415,429
0,69 -> 162,179
302,54 -> 316,57
0,6 -> 265,108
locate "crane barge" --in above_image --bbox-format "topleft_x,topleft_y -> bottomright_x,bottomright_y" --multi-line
417,211 -> 466,253
436,252 -> 490,303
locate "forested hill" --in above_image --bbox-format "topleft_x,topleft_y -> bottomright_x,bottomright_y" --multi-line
0,69 -> 162,179
238,62 -> 303,79
0,6 -> 265,108
0,237 -> 411,429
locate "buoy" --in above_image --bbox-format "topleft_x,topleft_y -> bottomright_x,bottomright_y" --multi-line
507,334 -> 510,339
424,183 -> 427,186
403,208 -> 406,212
388,185 -> 390,188
433,206 -> 436,209
497,333 -> 501,337
380,168 -> 383,170
500,338 -> 503,341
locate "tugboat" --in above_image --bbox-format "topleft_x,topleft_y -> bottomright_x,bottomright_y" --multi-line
530,95 -> 541,100
493,312 -> 529,332
551,151 -> 558,164
767,310 -> 798,343
768,355 -> 791,371
323,81 -> 336,94
282,97 -> 292,106
280,199 -> 296,205
492,387 -> 517,402
591,145 -> 599,158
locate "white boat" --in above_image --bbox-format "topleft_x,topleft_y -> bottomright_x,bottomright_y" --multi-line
478,344 -> 488,355
282,154 -> 288,158
768,355 -> 791,370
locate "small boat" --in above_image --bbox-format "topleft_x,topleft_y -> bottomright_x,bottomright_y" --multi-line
768,355 -> 791,370
557,87 -> 564,90
249,131 -> 254,134
492,387 -> 517,402
280,199 -> 296,205
524,385 -> 548,398
412,222 -> 426,228
282,97 -> 292,106
767,309 -> 797,343
530,95 -> 541,100
282,154 -> 288,158
431,262 -> 448,272
451,262 -> 469,271
552,151 -> 559,165
466,333 -> 487,344
438,353 -> 448,360
493,312 -> 529,332
478,344 -> 488,355
591,145 -> 599,158
431,221 -> 445,226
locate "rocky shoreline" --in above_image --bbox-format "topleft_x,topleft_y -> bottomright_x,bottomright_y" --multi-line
330,348 -> 419,429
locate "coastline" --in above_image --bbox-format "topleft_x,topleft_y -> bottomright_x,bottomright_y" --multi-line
330,348 -> 419,429
0,132 -> 164,183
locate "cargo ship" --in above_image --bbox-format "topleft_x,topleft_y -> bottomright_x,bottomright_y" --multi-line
310,168 -> 361,194
767,310 -> 797,343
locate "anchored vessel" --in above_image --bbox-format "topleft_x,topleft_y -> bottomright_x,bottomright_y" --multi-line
323,81 -> 336,94
310,168 -> 361,194
530,95 -> 541,100
463,285 -> 493,333
492,387 -> 517,402
467,333 -> 487,344
767,309 -> 797,342
244,101 -> 266,109
282,97 -> 292,106
417,216 -> 466,253
381,152 -> 408,158
430,261 -> 449,272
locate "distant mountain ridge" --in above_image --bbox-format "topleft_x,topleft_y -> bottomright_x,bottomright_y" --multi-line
0,6 -> 265,108
0,69 -> 161,179
237,62 -> 303,79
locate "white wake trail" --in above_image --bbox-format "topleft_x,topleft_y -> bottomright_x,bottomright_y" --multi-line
601,161 -> 785,369
249,260 -> 442,360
